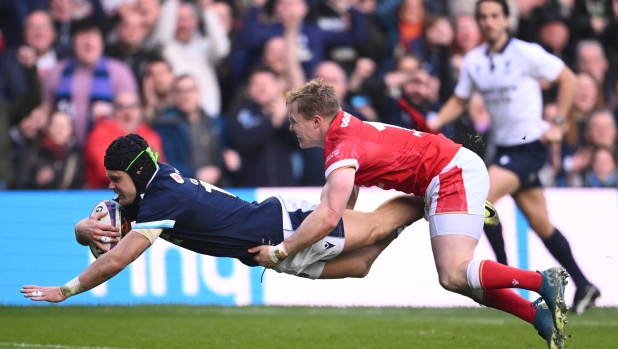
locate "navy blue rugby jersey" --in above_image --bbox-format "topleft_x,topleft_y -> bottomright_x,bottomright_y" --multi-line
132,163 -> 284,266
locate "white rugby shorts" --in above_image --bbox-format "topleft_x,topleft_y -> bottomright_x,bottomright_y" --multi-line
423,147 -> 489,240
272,197 -> 345,279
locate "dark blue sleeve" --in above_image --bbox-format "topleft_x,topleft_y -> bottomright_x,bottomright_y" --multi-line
152,124 -> 197,178
134,188 -> 186,230
239,7 -> 282,51
320,8 -> 366,48
226,109 -> 278,151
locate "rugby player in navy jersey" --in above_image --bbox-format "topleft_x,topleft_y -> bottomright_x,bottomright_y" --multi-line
21,134 -> 426,303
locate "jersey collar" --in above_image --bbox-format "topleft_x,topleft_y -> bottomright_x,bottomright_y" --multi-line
485,36 -> 512,56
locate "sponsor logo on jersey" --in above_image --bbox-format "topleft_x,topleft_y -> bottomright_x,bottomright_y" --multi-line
170,173 -> 184,184
341,112 -> 352,127
324,241 -> 335,250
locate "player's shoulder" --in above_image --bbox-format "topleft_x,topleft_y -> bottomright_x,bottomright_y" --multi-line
461,44 -> 488,70
509,38 -> 551,58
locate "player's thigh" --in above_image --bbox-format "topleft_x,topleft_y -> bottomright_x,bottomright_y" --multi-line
341,195 -> 424,252
429,214 -> 481,278
513,188 -> 554,238
487,164 -> 520,203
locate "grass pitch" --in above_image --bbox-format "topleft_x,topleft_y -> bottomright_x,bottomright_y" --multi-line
0,306 -> 616,349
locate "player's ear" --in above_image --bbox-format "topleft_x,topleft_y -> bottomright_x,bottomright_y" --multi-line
313,114 -> 322,128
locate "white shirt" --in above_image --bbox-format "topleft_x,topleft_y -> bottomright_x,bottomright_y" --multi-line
455,38 -> 564,146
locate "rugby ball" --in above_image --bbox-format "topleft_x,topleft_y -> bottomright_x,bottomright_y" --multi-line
89,200 -> 131,259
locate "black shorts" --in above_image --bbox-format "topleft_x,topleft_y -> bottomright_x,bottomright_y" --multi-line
492,140 -> 548,191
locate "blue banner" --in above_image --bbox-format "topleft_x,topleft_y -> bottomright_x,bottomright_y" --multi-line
0,190 -> 264,306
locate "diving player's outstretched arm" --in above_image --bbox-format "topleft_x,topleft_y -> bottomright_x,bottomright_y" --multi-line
21,232 -> 150,303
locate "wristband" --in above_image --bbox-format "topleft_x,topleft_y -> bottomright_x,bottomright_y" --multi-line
60,276 -> 86,298
268,243 -> 289,264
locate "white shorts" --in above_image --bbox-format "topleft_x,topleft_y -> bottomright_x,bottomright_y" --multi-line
272,197 -> 345,279
423,147 -> 489,239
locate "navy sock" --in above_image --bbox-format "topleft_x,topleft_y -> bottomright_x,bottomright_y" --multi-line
484,222 -> 508,265
542,228 -> 589,289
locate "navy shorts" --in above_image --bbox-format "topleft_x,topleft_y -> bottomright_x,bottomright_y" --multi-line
492,140 -> 548,191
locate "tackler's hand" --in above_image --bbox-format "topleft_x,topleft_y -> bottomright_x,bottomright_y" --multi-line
249,245 -> 278,269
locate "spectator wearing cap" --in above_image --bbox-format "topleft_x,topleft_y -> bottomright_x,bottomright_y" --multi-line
84,92 -> 165,189
43,19 -> 138,147
155,0 -> 230,118
0,11 -> 59,102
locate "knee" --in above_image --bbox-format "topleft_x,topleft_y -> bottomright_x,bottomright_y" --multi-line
347,259 -> 372,278
437,271 -> 468,292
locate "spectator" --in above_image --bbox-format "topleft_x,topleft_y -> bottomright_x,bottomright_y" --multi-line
0,47 -> 41,190
226,66 -> 299,187
34,110 -> 84,189
408,15 -> 455,102
0,11 -> 58,101
565,109 -> 618,187
84,91 -> 165,189
43,19 -> 138,147
452,13 -> 482,58
375,0 -> 426,68
350,53 -> 421,121
156,0 -> 230,118
306,0 -> 369,73
106,0 -> 162,51
11,106 -> 47,189
49,0 -> 76,58
142,57 -> 176,121
585,147 -> 618,187
212,1 -> 239,111
235,0 -> 365,84
105,10 -> 159,85
537,12 -> 575,69
576,39 -> 615,104
565,72 -> 603,149
153,75 -> 227,185
385,68 -> 440,130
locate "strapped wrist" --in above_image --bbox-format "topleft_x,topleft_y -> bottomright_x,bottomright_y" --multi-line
60,276 -> 86,298
268,243 -> 289,264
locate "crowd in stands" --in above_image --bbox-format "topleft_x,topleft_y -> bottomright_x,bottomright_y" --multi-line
0,0 -> 617,190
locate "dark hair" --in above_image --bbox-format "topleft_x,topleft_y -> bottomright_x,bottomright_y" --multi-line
247,64 -> 278,80
70,18 -> 103,38
104,134 -> 159,195
475,0 -> 510,18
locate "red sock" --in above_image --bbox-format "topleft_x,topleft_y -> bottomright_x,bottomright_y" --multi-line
483,289 -> 537,324
480,260 -> 542,292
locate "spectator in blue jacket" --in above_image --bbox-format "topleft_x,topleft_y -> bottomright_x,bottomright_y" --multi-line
226,66 -> 299,187
152,74 -> 226,185
232,0 -> 366,89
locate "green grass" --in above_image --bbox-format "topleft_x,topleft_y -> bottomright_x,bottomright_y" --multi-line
0,306 -> 616,349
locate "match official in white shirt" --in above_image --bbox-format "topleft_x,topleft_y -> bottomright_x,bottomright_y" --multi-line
429,0 -> 600,315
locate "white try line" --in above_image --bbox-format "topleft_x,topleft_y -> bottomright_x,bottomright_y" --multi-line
0,343 -> 136,349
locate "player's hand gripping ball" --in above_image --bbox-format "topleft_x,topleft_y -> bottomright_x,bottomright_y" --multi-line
89,200 -> 131,258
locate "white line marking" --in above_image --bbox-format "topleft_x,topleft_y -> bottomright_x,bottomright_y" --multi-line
0,343 -> 135,349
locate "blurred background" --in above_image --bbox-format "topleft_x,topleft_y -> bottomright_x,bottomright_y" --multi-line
0,0 -> 617,190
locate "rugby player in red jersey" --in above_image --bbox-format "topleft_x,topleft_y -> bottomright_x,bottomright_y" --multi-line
251,79 -> 569,349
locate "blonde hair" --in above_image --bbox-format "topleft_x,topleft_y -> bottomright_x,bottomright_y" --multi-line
285,78 -> 340,120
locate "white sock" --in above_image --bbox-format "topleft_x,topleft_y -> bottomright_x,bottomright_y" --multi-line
466,259 -> 484,290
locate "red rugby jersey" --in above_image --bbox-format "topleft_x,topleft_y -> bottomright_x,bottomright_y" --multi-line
323,111 -> 461,196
